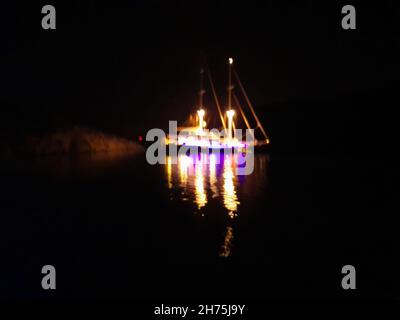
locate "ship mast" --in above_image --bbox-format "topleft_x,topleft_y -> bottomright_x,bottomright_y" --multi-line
199,69 -> 205,109
197,69 -> 205,131
227,58 -> 235,140
228,58 -> 233,110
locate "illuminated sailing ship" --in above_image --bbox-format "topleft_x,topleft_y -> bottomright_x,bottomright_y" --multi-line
167,58 -> 270,151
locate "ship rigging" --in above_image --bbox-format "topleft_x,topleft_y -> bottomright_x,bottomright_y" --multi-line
167,58 -> 270,151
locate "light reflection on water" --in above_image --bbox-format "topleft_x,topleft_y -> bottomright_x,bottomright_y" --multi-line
223,155 -> 239,215
164,153 -> 269,257
195,160 -> 207,209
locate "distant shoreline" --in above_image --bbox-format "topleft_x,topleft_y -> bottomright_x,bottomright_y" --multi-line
0,127 -> 144,160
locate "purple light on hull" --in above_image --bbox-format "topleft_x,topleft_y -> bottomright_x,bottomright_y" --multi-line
179,139 -> 247,149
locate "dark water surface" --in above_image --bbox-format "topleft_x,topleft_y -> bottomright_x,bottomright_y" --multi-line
0,151 -> 398,299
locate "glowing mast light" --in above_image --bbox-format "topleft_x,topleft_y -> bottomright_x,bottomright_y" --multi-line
226,109 -> 235,140
197,109 -> 205,131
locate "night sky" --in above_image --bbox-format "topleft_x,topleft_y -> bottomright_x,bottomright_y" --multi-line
1,1 -> 399,138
